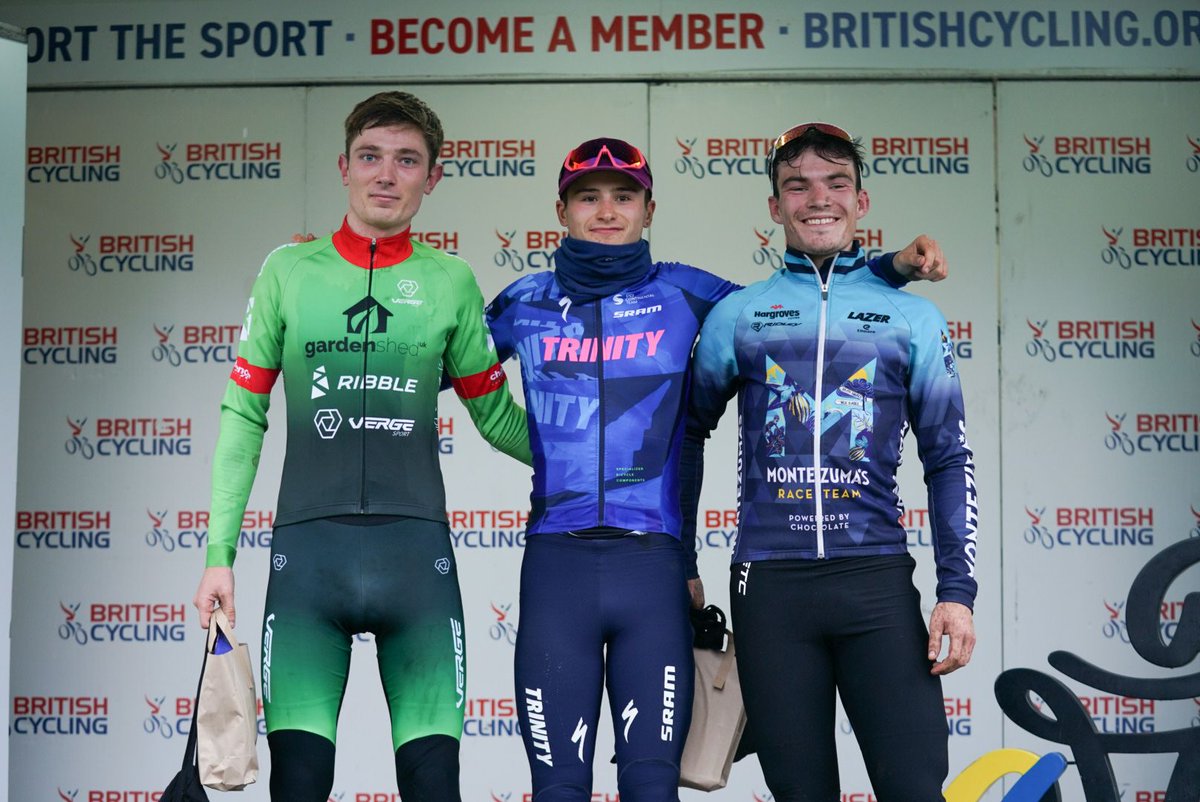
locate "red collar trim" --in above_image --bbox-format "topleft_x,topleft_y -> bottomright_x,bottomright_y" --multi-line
331,217 -> 414,268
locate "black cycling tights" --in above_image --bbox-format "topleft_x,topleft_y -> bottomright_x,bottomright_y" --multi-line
268,730 -> 461,802
731,555 -> 948,801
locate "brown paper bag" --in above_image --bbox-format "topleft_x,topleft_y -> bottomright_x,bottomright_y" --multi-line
679,630 -> 747,791
197,607 -> 259,791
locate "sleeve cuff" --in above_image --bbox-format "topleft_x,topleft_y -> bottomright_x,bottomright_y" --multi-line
205,545 -> 236,569
871,252 -> 908,288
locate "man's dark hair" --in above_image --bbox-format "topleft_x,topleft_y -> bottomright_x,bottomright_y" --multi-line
343,91 -> 445,165
769,128 -> 866,197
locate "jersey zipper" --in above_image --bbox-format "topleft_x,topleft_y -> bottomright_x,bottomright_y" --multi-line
594,301 -> 607,524
359,239 -> 376,513
812,264 -> 833,559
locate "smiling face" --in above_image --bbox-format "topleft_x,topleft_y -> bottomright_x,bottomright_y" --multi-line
768,148 -> 869,264
338,123 -> 443,239
555,171 -> 655,245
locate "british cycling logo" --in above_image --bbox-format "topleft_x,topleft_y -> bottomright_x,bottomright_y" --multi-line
492,228 -> 559,272
902,507 -> 933,549
143,694 -> 178,740
449,509 -> 528,549
12,695 -> 108,736
1101,225 -> 1199,269
1022,133 -> 1150,177
838,700 -> 972,738
15,510 -> 111,550
412,230 -> 460,254
1105,411 -> 1199,455
860,135 -> 970,179
1023,506 -> 1053,549
67,234 -> 95,274
146,508 -> 273,553
67,232 -> 195,276
490,601 -> 518,645
1102,599 -> 1130,643
65,416 -> 192,459
1023,504 -> 1154,550
673,135 -> 771,179
1078,687 -> 1157,734
27,143 -> 120,184
1025,320 -> 1053,360
438,416 -> 455,454
1187,135 -> 1200,173
945,696 -> 973,736
439,137 -> 535,179
23,325 -> 117,366
152,323 -> 239,366
153,141 -> 282,184
751,227 -> 784,270
314,408 -> 343,439
697,509 -> 738,553
1025,318 -> 1156,361
58,600 -> 187,645
1101,226 -> 1133,268
154,143 -> 184,183
1191,320 -> 1200,358
145,508 -> 173,552
1101,597 -> 1181,648
466,698 -> 520,738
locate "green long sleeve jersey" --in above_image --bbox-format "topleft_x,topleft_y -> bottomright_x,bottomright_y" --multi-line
206,218 -> 532,568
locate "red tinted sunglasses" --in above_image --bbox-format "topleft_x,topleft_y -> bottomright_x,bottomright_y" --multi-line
768,122 -> 853,162
563,141 -> 646,171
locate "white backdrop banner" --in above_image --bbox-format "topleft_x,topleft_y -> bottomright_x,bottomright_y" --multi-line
2,0 -> 1200,87
9,71 -> 1199,802
996,80 -> 1200,799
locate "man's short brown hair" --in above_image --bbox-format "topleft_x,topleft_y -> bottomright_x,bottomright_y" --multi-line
343,91 -> 445,165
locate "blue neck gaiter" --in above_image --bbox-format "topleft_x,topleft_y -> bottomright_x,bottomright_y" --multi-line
553,236 -> 653,302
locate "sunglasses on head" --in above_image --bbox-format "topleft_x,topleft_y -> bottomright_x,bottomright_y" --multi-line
767,122 -> 853,163
562,140 -> 646,172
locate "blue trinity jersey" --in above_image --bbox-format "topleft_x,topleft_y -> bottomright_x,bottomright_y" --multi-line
487,262 -> 737,540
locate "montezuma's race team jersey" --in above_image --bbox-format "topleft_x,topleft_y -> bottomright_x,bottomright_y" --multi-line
688,246 -> 978,607
204,219 -> 530,568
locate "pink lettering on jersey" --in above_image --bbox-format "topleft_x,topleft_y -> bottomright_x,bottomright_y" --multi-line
541,329 -> 665,362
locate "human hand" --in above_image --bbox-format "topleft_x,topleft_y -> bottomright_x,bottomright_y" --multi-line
928,601 -> 974,675
894,235 -> 947,282
292,233 -> 315,243
688,577 -> 706,610
193,566 -> 235,629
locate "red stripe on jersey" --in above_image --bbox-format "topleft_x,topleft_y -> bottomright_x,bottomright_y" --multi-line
451,363 -> 507,399
230,357 -> 279,394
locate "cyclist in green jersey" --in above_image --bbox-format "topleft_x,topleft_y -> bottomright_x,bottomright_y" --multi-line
191,91 -> 532,802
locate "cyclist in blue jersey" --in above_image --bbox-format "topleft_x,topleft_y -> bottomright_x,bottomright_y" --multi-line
485,136 -> 948,801
686,122 -> 977,801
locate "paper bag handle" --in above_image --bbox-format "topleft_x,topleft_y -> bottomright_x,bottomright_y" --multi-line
206,606 -> 241,653
711,629 -> 736,691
